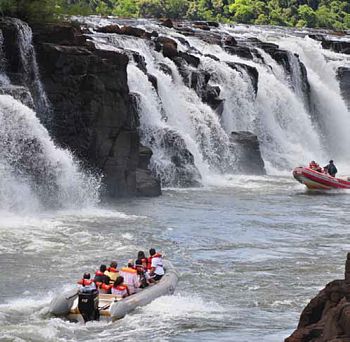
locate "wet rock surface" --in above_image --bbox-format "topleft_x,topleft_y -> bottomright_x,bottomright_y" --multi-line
230,131 -> 265,175
32,23 -> 160,197
338,67 -> 350,109
286,253 -> 350,342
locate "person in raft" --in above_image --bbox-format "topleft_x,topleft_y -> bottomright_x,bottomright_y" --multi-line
148,248 -> 164,281
119,260 -> 140,294
324,160 -> 338,177
77,272 -> 97,293
104,261 -> 119,284
111,276 -> 129,298
309,160 -> 322,172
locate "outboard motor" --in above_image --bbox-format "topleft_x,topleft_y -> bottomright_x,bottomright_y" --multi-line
78,290 -> 99,322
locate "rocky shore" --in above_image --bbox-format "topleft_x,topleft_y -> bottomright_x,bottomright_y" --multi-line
286,253 -> 350,342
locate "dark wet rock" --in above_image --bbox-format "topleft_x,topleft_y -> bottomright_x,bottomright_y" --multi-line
158,62 -> 172,77
132,51 -> 147,73
161,18 -> 173,28
155,36 -> 178,58
337,67 -> 350,109
222,35 -> 237,47
193,23 -> 210,31
204,53 -> 220,62
230,132 -> 265,175
96,24 -> 121,34
207,21 -> 219,28
194,31 -> 222,45
227,62 -> 259,95
225,45 -> 254,60
31,22 -> 86,46
178,51 -> 200,67
33,23 -> 160,197
159,129 -> 201,187
321,39 -> 350,54
202,85 -> 224,115
147,73 -> 158,91
285,253 -> 350,342
136,145 -> 161,196
120,25 -> 146,38
0,85 -> 34,108
174,26 -> 195,36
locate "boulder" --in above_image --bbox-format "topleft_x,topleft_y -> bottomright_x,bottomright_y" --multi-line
155,36 -> 178,58
120,25 -> 146,38
158,128 -> 202,187
222,35 -> 237,47
136,145 -> 161,196
225,45 -> 254,60
230,131 -> 265,175
286,253 -> 350,342
161,18 -> 174,28
96,24 -> 121,34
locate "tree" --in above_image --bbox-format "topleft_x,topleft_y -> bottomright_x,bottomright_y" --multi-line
298,4 -> 316,26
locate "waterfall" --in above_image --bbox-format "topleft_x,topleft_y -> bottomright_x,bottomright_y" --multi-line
0,19 -> 100,213
89,21 -> 350,183
0,95 -> 101,213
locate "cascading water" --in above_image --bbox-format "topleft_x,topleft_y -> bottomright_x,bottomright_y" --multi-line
0,95 -> 101,213
0,19 -> 101,213
86,19 -> 350,184
10,18 -> 51,123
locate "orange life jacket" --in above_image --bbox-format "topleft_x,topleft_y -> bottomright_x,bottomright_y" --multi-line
77,279 -> 94,286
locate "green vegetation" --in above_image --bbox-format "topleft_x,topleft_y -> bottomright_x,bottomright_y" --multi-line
1,0 -> 349,29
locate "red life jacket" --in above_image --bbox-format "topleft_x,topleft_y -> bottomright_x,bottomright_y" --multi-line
95,270 -> 104,276
148,253 -> 162,270
77,279 -> 94,286
107,267 -> 118,273
95,281 -> 112,292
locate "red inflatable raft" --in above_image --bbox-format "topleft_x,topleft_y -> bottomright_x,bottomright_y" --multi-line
293,167 -> 350,190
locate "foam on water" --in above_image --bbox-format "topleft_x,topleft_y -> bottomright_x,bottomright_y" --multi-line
0,95 -> 101,213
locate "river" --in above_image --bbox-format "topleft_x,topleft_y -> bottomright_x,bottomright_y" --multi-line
1,175 -> 350,341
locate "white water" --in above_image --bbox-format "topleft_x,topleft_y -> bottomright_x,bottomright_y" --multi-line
0,95 -> 100,213
11,18 -> 51,120
89,21 -> 350,182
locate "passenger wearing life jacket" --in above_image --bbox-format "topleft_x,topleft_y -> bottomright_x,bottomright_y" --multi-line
135,259 -> 152,288
111,276 -> 129,298
104,261 -> 119,284
137,251 -> 148,270
77,272 -> 97,293
94,264 -> 112,294
119,260 -> 140,294
309,160 -> 322,172
148,248 -> 164,281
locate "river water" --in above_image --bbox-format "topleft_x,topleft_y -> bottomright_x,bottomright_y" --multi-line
1,175 -> 350,341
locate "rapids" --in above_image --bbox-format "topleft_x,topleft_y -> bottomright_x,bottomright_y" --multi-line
0,17 -> 350,342
1,179 -> 350,341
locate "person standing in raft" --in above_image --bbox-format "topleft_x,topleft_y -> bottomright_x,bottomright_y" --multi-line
324,160 -> 338,177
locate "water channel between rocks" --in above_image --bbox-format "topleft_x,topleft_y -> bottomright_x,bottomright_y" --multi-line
1,176 -> 349,341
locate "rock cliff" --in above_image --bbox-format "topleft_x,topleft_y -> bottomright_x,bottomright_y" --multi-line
286,253 -> 350,342
31,23 -> 161,197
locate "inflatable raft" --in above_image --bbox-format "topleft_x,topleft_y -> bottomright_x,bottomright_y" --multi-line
49,261 -> 179,322
293,167 -> 350,190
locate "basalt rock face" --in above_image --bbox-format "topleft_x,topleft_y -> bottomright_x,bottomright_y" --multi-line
32,24 -> 161,197
230,131 -> 265,175
337,67 -> 350,110
286,253 -> 350,342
